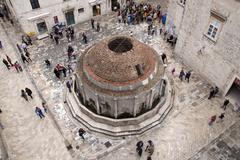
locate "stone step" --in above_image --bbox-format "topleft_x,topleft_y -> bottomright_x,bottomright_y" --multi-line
65,88 -> 174,137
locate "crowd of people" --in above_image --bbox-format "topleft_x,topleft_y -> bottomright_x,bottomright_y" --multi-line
49,24 -> 75,45
118,1 -> 162,25
116,0 -> 177,46
49,23 -> 90,46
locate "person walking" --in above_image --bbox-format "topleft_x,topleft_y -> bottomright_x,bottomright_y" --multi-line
91,18 -> 95,29
78,128 -> 86,140
35,107 -> 45,119
49,32 -> 54,40
21,90 -> 28,101
208,115 -> 216,125
145,140 -> 154,156
208,87 -> 215,99
82,33 -> 87,44
171,68 -> 176,75
66,31 -> 71,42
161,53 -> 167,64
2,58 -> 10,70
42,102 -> 48,113
221,99 -> 230,110
25,87 -> 33,99
159,26 -> 163,35
45,59 -> 51,68
185,71 -> 191,83
179,69 -> 185,81
67,44 -> 74,61
96,22 -> 100,32
151,26 -> 155,36
21,54 -> 29,63
54,68 -> 60,79
54,35 -> 60,45
14,61 -> 22,72
6,54 -> 13,66
214,86 -> 219,97
22,35 -> 28,45
70,26 -> 74,40
69,77 -> 73,85
67,77 -> 73,92
25,51 -> 32,62
62,66 -> 67,77
217,113 -> 225,123
26,35 -> 32,45
66,81 -> 72,93
16,43 -> 23,53
136,141 -> 144,157
67,63 -> 74,73
163,30 -> 168,40
147,156 -> 152,160
21,42 -> 28,52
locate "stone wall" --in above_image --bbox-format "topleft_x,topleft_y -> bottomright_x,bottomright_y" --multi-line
167,0 -> 240,93
8,0 -> 113,34
76,74 -> 165,119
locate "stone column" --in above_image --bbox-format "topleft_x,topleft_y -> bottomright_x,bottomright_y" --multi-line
80,84 -> 86,104
114,98 -> 118,119
95,93 -> 100,114
133,96 -> 138,117
148,89 -> 154,109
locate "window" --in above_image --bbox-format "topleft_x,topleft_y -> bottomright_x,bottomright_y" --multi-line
205,11 -> 225,41
78,8 -> 84,13
30,0 -> 40,9
179,0 -> 186,5
36,21 -> 48,34
207,23 -> 219,39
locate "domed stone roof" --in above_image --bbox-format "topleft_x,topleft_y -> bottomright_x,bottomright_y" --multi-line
82,36 -> 158,85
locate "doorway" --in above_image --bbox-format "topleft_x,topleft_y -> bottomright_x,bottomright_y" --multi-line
36,21 -> 48,34
111,0 -> 120,11
53,16 -> 59,24
65,10 -> 75,26
93,4 -> 101,16
226,78 -> 240,104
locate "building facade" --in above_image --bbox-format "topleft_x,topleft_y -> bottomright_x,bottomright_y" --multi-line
167,0 -> 240,104
4,0 -> 125,36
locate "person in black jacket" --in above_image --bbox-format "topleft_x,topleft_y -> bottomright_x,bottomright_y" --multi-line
2,58 -> 10,70
25,87 -> 33,99
21,54 -> 29,63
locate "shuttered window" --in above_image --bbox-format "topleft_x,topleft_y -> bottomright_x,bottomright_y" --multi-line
30,0 -> 40,9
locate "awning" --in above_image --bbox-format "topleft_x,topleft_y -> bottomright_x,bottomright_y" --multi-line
27,12 -> 50,21
89,0 -> 102,6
